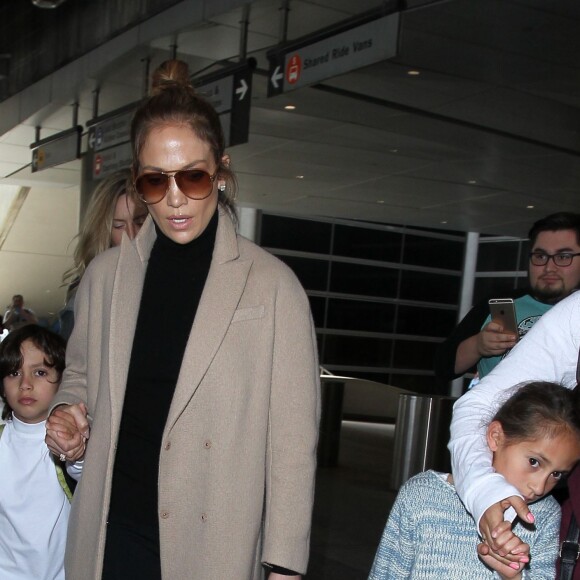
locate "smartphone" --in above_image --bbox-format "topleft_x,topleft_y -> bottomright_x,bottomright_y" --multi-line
488,298 -> 519,339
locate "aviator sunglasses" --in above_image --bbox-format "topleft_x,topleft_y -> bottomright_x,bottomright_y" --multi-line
134,168 -> 217,205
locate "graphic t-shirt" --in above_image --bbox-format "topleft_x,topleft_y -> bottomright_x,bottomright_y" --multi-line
477,294 -> 552,379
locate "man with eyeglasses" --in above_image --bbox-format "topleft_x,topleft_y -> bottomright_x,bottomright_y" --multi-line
436,212 -> 580,383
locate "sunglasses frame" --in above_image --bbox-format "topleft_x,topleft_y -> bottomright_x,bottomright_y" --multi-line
134,168 -> 218,205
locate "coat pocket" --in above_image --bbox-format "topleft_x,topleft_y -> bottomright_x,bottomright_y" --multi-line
232,305 -> 265,323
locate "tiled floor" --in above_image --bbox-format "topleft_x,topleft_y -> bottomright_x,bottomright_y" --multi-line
307,421 -> 398,579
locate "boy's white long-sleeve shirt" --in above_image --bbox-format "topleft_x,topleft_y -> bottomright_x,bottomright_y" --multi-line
449,290 -> 580,527
0,417 -> 70,580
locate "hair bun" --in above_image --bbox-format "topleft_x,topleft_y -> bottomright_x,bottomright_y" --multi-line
151,59 -> 191,95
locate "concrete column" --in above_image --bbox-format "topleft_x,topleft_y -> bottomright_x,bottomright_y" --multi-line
238,206 -> 259,242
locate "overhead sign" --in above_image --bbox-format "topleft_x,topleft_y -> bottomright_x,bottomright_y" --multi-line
193,60 -> 254,147
267,12 -> 399,97
30,126 -> 82,172
88,107 -> 135,153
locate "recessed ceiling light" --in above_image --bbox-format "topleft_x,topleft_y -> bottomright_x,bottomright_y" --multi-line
407,70 -> 420,76
377,200 -> 385,204
468,180 -> 477,185
440,220 -> 448,224
527,205 -> 535,209
389,149 -> 398,153
295,175 -> 304,179
284,105 -> 296,110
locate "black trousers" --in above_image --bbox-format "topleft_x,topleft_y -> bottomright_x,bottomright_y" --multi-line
101,520 -> 162,580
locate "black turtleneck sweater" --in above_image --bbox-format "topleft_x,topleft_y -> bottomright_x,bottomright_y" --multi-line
106,210 -> 218,549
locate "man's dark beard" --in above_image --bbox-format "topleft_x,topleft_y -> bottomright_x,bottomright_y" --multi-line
532,284 -> 566,304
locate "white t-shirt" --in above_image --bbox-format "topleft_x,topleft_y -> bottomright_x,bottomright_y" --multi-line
0,417 -> 70,580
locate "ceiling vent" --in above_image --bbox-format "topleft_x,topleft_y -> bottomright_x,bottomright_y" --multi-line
31,0 -> 67,7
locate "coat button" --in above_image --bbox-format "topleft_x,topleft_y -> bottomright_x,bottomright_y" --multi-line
203,440 -> 212,449
160,511 -> 169,519
201,513 -> 208,522
165,441 -> 171,450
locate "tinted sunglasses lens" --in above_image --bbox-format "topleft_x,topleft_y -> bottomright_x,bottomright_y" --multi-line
135,173 -> 169,204
174,170 -> 213,199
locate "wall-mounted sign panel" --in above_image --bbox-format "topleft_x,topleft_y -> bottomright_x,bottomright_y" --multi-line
30,126 -> 82,172
267,12 -> 399,97
91,142 -> 133,180
193,60 -> 253,147
88,110 -> 135,153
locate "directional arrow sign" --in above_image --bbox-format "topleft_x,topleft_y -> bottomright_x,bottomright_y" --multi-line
235,79 -> 248,101
193,60 -> 254,147
267,11 -> 399,97
270,65 -> 283,90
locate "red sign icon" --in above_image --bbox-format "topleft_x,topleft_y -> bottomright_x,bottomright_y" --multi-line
286,54 -> 302,85
94,154 -> 102,176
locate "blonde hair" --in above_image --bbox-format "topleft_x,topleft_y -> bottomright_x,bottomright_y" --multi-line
63,169 -> 143,285
130,59 -> 237,221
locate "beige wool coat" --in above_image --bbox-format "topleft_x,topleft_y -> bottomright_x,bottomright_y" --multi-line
52,209 -> 321,579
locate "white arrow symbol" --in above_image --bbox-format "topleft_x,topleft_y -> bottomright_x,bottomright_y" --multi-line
271,65 -> 283,89
235,79 -> 248,101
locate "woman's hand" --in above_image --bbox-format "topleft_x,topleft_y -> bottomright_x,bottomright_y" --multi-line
45,403 -> 90,461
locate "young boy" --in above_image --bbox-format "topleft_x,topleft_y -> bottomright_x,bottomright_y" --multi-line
0,325 -> 76,580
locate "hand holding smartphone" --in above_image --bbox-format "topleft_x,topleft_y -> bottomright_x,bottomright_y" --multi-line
488,298 -> 519,339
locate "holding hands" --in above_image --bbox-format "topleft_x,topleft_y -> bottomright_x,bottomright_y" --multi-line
46,403 -> 90,462
477,497 -> 534,580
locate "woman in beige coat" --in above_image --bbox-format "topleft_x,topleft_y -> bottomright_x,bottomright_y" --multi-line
45,60 -> 320,580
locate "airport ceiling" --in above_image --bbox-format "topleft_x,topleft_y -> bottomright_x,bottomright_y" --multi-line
1,0 -> 580,319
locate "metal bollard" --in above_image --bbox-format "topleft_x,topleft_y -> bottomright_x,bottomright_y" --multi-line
390,393 -> 457,490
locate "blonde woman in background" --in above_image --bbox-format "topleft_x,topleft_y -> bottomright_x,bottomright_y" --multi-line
58,170 -> 148,340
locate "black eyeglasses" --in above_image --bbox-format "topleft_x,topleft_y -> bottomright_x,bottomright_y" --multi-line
134,169 -> 217,205
529,252 -> 580,267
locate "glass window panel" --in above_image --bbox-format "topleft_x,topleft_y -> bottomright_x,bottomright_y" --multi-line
333,225 -> 402,262
326,299 -> 395,333
330,262 -> 399,297
396,305 -> 457,338
399,271 -> 460,304
477,241 -> 520,271
518,240 -> 531,271
308,296 -> 326,328
403,234 -> 464,270
260,214 -> 332,253
322,335 -> 393,367
275,255 -> 329,291
392,340 -> 438,371
472,277 -> 521,304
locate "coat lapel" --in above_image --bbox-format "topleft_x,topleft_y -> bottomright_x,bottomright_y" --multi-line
166,209 -> 252,431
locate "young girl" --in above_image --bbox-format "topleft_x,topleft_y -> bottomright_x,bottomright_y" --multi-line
0,325 -> 74,580
369,381 -> 580,580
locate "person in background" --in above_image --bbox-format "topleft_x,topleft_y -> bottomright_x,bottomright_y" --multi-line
58,169 -> 148,340
0,325 -> 79,580
370,382 -> 580,580
3,294 -> 38,332
46,59 -> 320,580
435,212 -> 580,383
